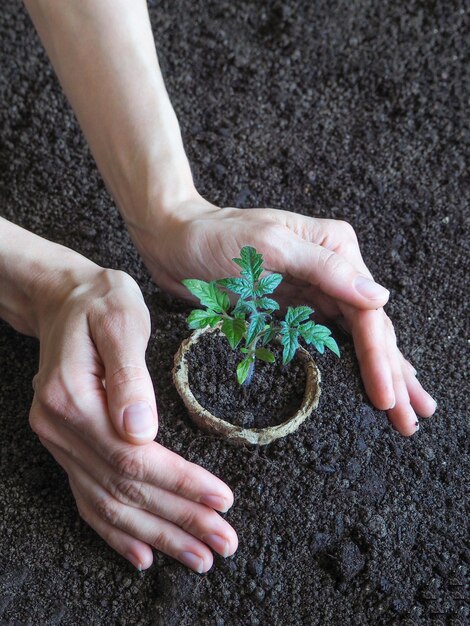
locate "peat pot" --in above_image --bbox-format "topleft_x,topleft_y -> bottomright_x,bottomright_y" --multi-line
172,325 -> 322,446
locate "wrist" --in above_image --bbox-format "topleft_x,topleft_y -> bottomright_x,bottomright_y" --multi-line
124,185 -> 217,251
29,248 -> 100,339
0,219 -> 98,337
122,185 -> 220,290
116,150 -> 199,234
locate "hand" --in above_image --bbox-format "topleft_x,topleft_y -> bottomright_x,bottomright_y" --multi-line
29,263 -> 237,572
128,193 -> 436,436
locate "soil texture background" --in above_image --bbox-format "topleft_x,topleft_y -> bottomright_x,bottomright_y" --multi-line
0,1 -> 469,625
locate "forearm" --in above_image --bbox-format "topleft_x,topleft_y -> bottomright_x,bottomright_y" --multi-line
24,0 -> 195,229
0,217 -> 96,336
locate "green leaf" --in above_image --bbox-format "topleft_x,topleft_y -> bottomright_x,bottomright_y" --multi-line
323,335 -> 340,358
217,277 -> 253,299
299,321 -> 330,342
298,321 -> 339,356
246,312 -> 266,346
310,339 -> 325,354
182,278 -> 210,301
285,306 -> 314,327
254,297 -> 280,311
187,309 -> 222,329
261,326 -> 277,345
209,282 -> 230,313
299,322 -> 340,356
221,317 -> 246,349
254,348 -> 275,363
182,279 -> 230,313
280,326 -> 299,364
309,323 -> 331,338
256,273 -> 283,295
232,299 -> 257,316
233,246 -> 263,283
237,357 -> 252,385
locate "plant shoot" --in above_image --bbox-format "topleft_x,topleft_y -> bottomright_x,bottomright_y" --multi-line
182,246 -> 339,385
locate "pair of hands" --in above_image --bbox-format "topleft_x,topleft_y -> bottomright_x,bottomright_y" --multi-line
29,195 -> 436,573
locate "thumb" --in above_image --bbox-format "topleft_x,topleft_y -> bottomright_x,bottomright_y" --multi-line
93,311 -> 158,445
278,236 -> 390,309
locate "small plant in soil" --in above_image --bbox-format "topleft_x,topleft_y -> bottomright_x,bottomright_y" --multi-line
182,246 -> 340,385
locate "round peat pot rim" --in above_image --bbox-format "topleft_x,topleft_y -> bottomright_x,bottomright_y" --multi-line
172,325 -> 322,446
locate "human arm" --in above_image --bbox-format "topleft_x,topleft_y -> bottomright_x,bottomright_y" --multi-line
24,0 -> 436,435
0,217 -> 237,572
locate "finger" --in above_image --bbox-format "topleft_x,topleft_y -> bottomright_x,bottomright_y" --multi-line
110,443 -> 235,513
70,479 -> 154,571
399,354 -> 437,418
347,307 -> 396,410
72,462 -> 214,574
277,232 -> 390,309
45,408 -> 234,514
45,439 -> 153,571
383,326 -> 419,436
45,416 -> 238,557
267,211 -> 375,278
114,482 -> 238,558
90,303 -> 158,444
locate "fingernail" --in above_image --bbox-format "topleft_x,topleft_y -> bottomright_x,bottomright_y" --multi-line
179,551 -> 204,573
123,402 -> 155,438
202,534 -> 230,558
387,392 -> 396,410
199,495 -> 232,513
125,552 -> 143,571
415,421 -> 420,432
355,276 -> 390,301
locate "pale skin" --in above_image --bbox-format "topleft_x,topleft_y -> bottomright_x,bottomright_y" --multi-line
0,0 -> 436,573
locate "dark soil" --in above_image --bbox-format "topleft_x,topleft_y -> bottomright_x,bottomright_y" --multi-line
186,330 -> 307,429
0,1 -> 469,625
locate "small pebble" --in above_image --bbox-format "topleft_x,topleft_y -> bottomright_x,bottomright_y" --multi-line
367,514 -> 388,538
252,587 -> 265,602
423,447 -> 435,461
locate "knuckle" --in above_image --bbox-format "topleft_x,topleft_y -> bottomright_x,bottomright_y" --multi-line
337,220 -> 357,241
111,448 -> 146,481
173,469 -> 194,496
36,376 -> 66,415
28,407 -> 51,441
32,373 -> 40,392
177,505 -> 198,530
107,364 -> 149,392
321,249 -> 343,277
34,374 -> 83,428
150,529 -> 170,552
99,303 -> 150,345
360,344 -> 382,363
100,307 -> 132,337
114,478 -> 147,506
28,406 -> 40,434
101,268 -> 146,308
94,495 -> 120,526
111,269 -> 142,294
